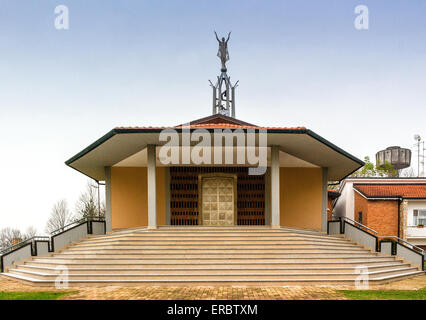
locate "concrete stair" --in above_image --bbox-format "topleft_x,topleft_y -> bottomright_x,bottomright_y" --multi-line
2,227 -> 424,286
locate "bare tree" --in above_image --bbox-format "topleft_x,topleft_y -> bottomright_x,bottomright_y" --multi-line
401,167 -> 416,177
76,181 -> 105,219
45,199 -> 75,234
24,226 -> 38,239
0,227 -> 23,251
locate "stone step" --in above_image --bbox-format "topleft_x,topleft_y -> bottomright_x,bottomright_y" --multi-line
9,266 -> 419,281
3,270 -> 423,287
70,241 -> 359,249
31,256 -> 393,264
3,226 -> 422,287
81,235 -> 353,245
51,251 -> 377,259
16,263 -> 412,275
83,233 -> 348,241
74,238 -> 352,247
25,259 -> 402,268
62,248 -> 370,255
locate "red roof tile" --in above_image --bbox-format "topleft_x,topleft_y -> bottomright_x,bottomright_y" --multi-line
115,123 -> 306,130
115,114 -> 306,130
354,184 -> 426,199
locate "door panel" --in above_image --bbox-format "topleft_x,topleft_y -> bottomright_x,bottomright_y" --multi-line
201,177 -> 235,225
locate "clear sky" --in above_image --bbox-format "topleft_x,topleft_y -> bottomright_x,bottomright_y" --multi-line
1,0 -> 426,233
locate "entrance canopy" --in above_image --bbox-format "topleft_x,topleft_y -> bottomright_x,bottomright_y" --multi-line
65,115 -> 363,182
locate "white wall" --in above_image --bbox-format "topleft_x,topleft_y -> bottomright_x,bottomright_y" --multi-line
406,200 -> 426,245
334,181 -> 355,220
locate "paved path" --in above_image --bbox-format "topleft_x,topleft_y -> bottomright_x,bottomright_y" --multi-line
0,274 -> 425,300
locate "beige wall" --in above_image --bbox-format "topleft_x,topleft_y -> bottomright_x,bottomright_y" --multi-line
280,167 -> 323,230
111,167 -> 166,230
111,166 -> 322,231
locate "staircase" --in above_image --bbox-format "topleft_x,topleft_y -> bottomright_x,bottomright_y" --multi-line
2,226 -> 423,286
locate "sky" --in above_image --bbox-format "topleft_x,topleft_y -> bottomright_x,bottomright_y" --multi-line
0,0 -> 426,234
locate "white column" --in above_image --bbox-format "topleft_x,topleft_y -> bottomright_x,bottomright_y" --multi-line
271,146 -> 280,227
147,145 -> 157,229
104,166 -> 112,232
321,167 -> 328,232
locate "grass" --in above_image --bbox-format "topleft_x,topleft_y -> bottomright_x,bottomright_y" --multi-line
0,291 -> 72,300
339,288 -> 426,300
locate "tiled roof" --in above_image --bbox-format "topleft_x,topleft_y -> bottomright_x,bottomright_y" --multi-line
115,123 -> 306,130
115,114 -> 305,130
354,184 -> 426,199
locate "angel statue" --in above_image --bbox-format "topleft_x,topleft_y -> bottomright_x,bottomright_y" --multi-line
215,31 -> 231,70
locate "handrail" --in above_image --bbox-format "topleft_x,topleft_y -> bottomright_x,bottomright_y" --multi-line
340,216 -> 378,235
0,236 -> 50,256
50,216 -> 105,236
379,236 -> 425,255
0,217 -> 105,256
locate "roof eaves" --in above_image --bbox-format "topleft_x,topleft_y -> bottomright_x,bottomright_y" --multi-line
306,129 -> 364,167
65,129 -> 118,166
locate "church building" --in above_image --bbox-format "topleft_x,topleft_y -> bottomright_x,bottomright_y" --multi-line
65,34 -> 364,234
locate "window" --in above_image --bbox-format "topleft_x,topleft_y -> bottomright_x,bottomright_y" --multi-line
413,210 -> 426,226
358,211 -> 363,225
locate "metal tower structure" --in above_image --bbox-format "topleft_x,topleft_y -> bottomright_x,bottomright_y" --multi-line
414,135 -> 425,177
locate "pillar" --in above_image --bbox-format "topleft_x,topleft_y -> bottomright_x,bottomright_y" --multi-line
321,167 -> 328,232
271,146 -> 280,227
104,166 -> 112,232
147,145 -> 157,229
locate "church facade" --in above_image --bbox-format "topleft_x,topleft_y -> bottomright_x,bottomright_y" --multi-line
66,113 -> 363,233
65,34 -> 364,233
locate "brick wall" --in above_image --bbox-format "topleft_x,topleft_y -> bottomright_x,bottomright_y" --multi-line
327,198 -> 333,220
354,192 -> 369,225
354,191 -> 399,237
367,200 -> 399,237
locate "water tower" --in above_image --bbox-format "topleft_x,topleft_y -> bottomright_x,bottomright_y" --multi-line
375,146 -> 411,173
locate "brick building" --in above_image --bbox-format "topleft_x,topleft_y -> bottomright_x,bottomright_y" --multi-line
334,178 -> 426,250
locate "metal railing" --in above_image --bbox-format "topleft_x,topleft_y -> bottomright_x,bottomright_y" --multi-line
0,236 -> 50,256
0,217 -> 105,255
1,217 -> 106,272
340,216 -> 378,234
379,235 -> 425,255
339,217 -> 424,254
50,216 -> 105,236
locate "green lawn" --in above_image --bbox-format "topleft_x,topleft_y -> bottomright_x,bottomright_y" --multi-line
339,288 -> 426,300
0,291 -> 72,300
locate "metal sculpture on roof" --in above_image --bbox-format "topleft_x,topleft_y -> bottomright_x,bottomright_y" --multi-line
215,31 -> 231,71
210,31 -> 238,118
